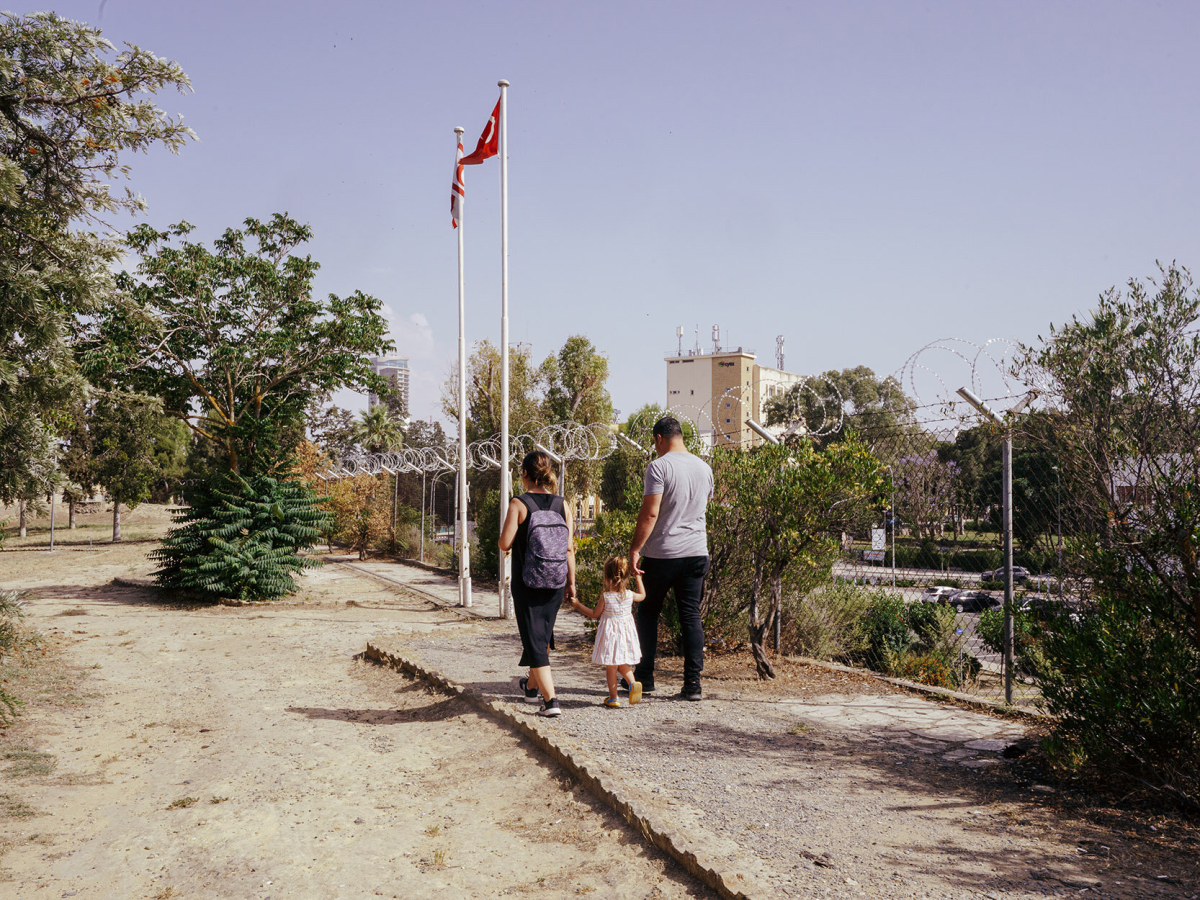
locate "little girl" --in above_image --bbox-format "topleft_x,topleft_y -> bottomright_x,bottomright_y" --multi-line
570,557 -> 645,708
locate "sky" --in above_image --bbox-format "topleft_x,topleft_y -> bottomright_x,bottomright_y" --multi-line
41,0 -> 1200,423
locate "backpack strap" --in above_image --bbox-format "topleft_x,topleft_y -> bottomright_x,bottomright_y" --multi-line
520,493 -> 563,517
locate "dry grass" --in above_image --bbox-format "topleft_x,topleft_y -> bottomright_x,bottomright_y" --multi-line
0,502 -> 175,551
2,749 -> 55,778
166,797 -> 198,810
0,794 -> 35,819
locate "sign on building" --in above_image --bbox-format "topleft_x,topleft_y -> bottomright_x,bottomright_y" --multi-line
871,528 -> 886,551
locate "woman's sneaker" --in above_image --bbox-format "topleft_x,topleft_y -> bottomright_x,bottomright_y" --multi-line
603,696 -> 621,709
518,677 -> 540,704
537,697 -> 562,717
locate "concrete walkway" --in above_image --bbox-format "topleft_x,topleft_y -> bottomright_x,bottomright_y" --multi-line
354,561 -> 1172,900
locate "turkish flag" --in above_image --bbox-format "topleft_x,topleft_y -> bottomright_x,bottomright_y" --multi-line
460,96 -> 500,165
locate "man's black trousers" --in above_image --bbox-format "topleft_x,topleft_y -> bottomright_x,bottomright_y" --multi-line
634,555 -> 709,690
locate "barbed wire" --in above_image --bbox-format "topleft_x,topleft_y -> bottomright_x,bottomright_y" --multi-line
318,422 -> 621,480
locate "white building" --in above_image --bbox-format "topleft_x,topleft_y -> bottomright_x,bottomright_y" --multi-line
665,345 -> 806,447
369,356 -> 410,419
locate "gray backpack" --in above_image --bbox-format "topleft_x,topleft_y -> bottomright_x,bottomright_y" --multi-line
521,495 -> 569,589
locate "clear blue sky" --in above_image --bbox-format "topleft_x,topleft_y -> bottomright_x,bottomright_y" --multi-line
46,0 -> 1200,422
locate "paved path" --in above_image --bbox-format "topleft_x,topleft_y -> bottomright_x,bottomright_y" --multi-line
356,561 -> 1187,900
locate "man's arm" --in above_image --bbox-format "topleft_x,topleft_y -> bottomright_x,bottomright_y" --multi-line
564,501 -> 577,601
629,492 -> 662,576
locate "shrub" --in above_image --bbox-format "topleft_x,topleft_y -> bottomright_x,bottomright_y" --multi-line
785,583 -> 874,661
905,602 -> 981,687
895,652 -> 956,689
859,593 -> 910,662
474,489 -> 501,576
321,473 -> 392,559
977,606 -> 1053,680
153,475 -> 330,602
0,590 -> 32,722
1038,586 -> 1200,808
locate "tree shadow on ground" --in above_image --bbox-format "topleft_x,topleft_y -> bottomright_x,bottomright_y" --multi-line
287,695 -> 469,725
24,581 -> 217,610
639,715 -> 1198,897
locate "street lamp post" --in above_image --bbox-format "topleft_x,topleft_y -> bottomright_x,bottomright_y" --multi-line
1053,464 -> 1062,599
887,464 -> 896,589
956,387 -> 1036,707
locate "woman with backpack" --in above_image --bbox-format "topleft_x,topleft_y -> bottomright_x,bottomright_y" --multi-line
498,449 -> 575,717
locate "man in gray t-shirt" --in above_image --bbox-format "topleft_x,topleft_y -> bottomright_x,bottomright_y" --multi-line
629,416 -> 714,701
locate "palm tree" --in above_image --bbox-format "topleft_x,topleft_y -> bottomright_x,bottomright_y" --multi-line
353,407 -> 403,454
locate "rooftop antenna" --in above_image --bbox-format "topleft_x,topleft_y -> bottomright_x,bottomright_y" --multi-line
776,335 -> 785,370
711,325 -> 721,354
694,325 -> 700,355
676,325 -> 683,357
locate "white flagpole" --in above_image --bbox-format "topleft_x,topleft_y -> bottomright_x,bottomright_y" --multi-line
498,79 -> 512,619
454,125 -> 473,608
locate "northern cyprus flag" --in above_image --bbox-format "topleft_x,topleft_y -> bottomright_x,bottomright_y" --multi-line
451,132 -> 465,228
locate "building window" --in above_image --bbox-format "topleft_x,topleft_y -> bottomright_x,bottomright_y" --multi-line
726,417 -> 731,423
690,389 -> 694,395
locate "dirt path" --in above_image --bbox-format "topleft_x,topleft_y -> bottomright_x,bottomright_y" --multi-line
0,546 -> 716,899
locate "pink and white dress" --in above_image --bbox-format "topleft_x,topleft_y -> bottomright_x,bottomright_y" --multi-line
592,590 -> 642,667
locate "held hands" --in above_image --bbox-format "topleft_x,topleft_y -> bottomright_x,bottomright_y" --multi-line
629,548 -> 644,577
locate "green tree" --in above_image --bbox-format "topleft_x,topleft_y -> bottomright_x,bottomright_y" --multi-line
713,437 -> 884,678
308,403 -> 358,464
440,339 -> 542,442
0,12 -> 192,493
540,335 -> 613,503
151,416 -> 191,503
764,366 -> 924,458
90,391 -> 162,541
153,474 -> 330,601
1019,263 -> 1200,808
58,401 -> 94,528
89,214 -> 393,476
541,335 -> 613,426
353,406 -> 403,454
383,372 -> 408,422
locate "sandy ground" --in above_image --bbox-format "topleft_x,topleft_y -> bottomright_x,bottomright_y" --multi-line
0,543 -> 716,900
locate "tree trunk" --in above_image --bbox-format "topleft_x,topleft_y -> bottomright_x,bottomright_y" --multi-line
18,500 -> 27,537
112,502 -> 122,542
747,558 -> 776,679
769,565 -> 785,654
68,499 -> 76,530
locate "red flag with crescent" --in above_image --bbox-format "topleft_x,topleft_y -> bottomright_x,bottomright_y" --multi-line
451,133 -> 465,228
461,96 -> 500,166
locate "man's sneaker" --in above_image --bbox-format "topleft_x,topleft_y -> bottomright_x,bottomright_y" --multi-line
517,677 -> 540,704
680,685 -> 702,702
627,680 -> 643,705
603,697 -> 621,709
622,676 -> 653,694
537,697 -> 562,717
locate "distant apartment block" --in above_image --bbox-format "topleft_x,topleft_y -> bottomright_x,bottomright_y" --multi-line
369,356 -> 410,419
665,345 -> 805,447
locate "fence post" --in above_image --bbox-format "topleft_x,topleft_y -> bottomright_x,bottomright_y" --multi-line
1002,431 -> 1014,706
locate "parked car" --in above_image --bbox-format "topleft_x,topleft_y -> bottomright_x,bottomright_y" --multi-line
980,566 -> 1030,583
1016,595 -> 1083,624
920,586 -> 957,603
944,589 -> 1002,613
